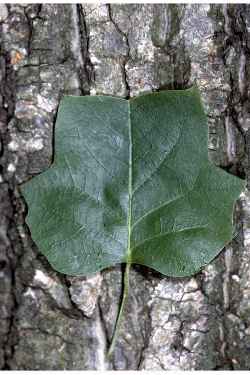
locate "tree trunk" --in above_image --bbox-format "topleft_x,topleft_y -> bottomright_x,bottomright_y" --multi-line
1,4 -> 250,370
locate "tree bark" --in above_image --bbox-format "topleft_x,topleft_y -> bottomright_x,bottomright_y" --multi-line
0,3 -> 250,370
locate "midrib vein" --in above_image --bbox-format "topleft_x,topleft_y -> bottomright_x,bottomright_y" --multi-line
107,100 -> 132,356
127,101 -> 132,263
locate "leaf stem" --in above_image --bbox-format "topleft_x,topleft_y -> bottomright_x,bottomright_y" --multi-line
107,101 -> 133,358
107,262 -> 131,358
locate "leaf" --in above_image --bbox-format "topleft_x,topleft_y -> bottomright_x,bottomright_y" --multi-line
20,87 -> 244,277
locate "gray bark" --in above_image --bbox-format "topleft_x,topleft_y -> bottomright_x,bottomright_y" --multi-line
0,3 -> 250,370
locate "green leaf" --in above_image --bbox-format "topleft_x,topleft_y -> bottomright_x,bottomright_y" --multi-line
20,87 -> 244,277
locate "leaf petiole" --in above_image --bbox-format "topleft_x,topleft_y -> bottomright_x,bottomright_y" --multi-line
107,262 -> 131,358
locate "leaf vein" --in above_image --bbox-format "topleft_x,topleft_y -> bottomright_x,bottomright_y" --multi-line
131,193 -> 184,230
132,125 -> 182,194
131,225 -> 209,252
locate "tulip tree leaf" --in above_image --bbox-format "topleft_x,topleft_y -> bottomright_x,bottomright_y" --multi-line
20,87 -> 244,277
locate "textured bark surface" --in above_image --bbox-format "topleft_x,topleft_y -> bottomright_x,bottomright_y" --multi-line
1,3 -> 250,370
